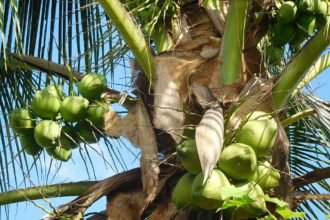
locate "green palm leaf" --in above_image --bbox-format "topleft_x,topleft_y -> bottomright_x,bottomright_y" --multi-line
285,93 -> 330,219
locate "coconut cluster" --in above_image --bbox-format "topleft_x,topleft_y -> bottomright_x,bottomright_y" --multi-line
9,74 -> 109,161
172,111 -> 281,218
265,0 -> 329,65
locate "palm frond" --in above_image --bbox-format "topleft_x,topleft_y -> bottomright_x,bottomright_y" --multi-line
285,93 -> 330,219
0,0 -> 136,196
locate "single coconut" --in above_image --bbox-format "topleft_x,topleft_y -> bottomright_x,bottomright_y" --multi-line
245,111 -> 272,120
299,0 -> 325,13
34,120 -> 61,148
172,173 -> 195,210
176,139 -> 202,174
60,96 -> 89,122
191,169 -> 230,210
265,45 -> 284,65
75,120 -> 100,144
31,90 -> 61,119
249,161 -> 280,190
278,1 -> 298,24
298,0 -> 315,12
19,134 -> 43,156
43,85 -> 65,100
9,108 -> 36,135
86,101 -> 110,129
315,0 -> 328,14
297,14 -> 316,37
218,143 -> 257,180
78,73 -> 107,100
271,23 -> 296,46
46,136 -> 73,162
236,111 -> 278,158
224,182 -> 267,219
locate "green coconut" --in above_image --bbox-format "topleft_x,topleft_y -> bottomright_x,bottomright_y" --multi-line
224,182 -> 267,219
86,101 -> 110,129
176,140 -> 202,174
245,111 -> 270,120
172,173 -> 196,210
19,135 -> 43,156
236,111 -> 278,158
34,120 -> 61,148
9,108 -> 36,135
315,0 -> 329,14
297,14 -> 316,37
299,0 -> 326,13
218,143 -> 257,181
265,45 -> 284,65
43,85 -> 65,100
249,161 -> 280,190
191,169 -> 230,210
271,23 -> 296,46
75,120 -> 100,144
31,90 -> 61,119
46,136 -> 73,162
278,1 -> 298,24
78,73 -> 107,100
60,96 -> 89,122
299,0 -> 315,12
61,125 -> 80,148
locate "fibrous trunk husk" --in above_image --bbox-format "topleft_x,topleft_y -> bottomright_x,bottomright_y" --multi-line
106,1 -> 291,218
104,99 -> 160,218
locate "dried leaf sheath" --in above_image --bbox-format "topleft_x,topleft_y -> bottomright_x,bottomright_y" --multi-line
104,100 -> 159,217
195,107 -> 224,184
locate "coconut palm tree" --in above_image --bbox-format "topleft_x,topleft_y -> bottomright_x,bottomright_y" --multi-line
0,0 -> 329,219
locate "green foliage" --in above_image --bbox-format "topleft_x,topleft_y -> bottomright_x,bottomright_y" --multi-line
285,93 -> 330,218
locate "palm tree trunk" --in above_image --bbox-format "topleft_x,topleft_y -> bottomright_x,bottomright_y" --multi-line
104,2 -> 291,219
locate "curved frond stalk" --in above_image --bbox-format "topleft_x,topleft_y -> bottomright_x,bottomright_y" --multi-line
281,108 -> 316,128
0,181 -> 97,206
219,0 -> 249,85
272,26 -> 330,110
98,0 -> 155,82
292,167 -> 330,189
293,53 -> 330,95
285,94 -> 330,218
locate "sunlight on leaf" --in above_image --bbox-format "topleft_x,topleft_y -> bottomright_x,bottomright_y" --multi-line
276,207 -> 305,219
264,194 -> 287,208
218,195 -> 254,211
219,185 -> 249,200
260,214 -> 277,220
